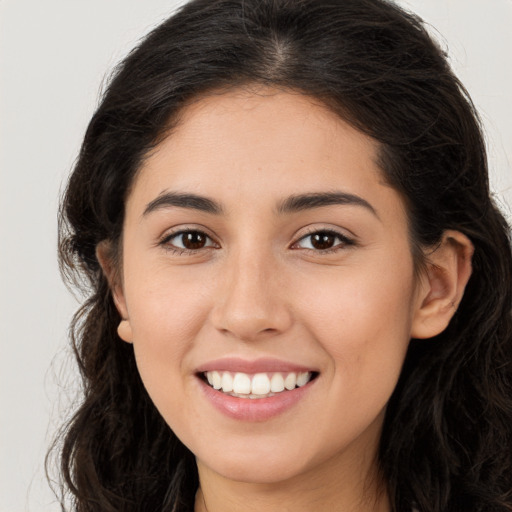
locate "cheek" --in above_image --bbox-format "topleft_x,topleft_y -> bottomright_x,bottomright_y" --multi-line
297,257 -> 416,384
299,268 -> 416,445
122,263 -> 212,400
125,258 -> 212,338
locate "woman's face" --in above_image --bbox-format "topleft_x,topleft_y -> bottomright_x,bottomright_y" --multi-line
114,88 -> 426,486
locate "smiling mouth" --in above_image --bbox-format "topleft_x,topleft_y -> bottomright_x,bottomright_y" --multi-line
201,371 -> 318,399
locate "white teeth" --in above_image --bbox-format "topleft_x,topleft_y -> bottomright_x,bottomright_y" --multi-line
270,373 -> 285,392
251,373 -> 271,395
204,370 -> 313,397
284,372 -> 297,390
297,372 -> 310,387
232,372 -> 252,394
221,372 -> 233,392
212,371 -> 221,390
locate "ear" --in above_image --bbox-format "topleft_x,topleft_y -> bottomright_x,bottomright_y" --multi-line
411,230 -> 474,339
96,241 -> 133,343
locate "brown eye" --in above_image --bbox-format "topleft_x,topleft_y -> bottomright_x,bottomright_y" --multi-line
163,230 -> 216,252
310,233 -> 336,250
294,230 -> 353,251
181,231 -> 207,249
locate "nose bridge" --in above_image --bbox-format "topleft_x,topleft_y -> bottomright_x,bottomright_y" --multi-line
212,242 -> 291,340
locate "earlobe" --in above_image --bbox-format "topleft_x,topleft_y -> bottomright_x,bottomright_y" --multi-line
117,319 -> 134,343
96,241 -> 133,343
411,230 -> 474,339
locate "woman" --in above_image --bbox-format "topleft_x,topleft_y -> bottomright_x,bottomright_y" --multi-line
53,0 -> 512,511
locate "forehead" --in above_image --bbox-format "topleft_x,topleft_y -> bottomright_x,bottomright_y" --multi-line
126,86 -> 407,229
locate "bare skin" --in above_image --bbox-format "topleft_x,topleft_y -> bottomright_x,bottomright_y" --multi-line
99,87 -> 473,512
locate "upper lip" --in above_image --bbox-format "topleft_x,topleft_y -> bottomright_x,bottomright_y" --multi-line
195,357 -> 317,374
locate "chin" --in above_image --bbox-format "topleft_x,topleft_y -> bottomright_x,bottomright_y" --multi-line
203,456 -> 308,485
193,436 -> 315,485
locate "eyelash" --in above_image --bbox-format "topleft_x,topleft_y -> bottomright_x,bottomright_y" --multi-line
159,228 -> 355,255
292,229 -> 355,253
159,229 -> 218,255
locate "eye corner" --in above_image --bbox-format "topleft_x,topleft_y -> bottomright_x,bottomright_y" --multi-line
158,227 -> 220,255
291,228 -> 356,253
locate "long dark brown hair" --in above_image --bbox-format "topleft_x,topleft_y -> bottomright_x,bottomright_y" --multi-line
51,0 -> 512,511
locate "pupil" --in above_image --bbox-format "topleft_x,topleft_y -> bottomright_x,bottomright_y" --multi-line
312,233 -> 335,250
182,232 -> 206,249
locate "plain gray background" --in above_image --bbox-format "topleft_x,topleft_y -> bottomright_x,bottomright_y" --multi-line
1,1 -> 511,510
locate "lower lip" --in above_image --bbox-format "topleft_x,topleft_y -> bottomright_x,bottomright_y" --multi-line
198,377 -> 315,422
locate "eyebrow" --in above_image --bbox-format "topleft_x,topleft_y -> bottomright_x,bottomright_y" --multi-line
276,191 -> 378,217
143,191 -> 223,216
143,190 -> 378,218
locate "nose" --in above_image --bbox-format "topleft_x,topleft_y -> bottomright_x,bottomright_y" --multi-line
210,248 -> 293,342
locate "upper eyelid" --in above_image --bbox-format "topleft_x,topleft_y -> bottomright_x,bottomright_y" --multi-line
288,228 -> 357,254
156,229 -> 219,255
292,225 -> 356,242
163,230 -> 215,243
159,225 -> 217,242
294,231 -> 353,246
157,225 -> 356,249
158,229 -> 219,255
